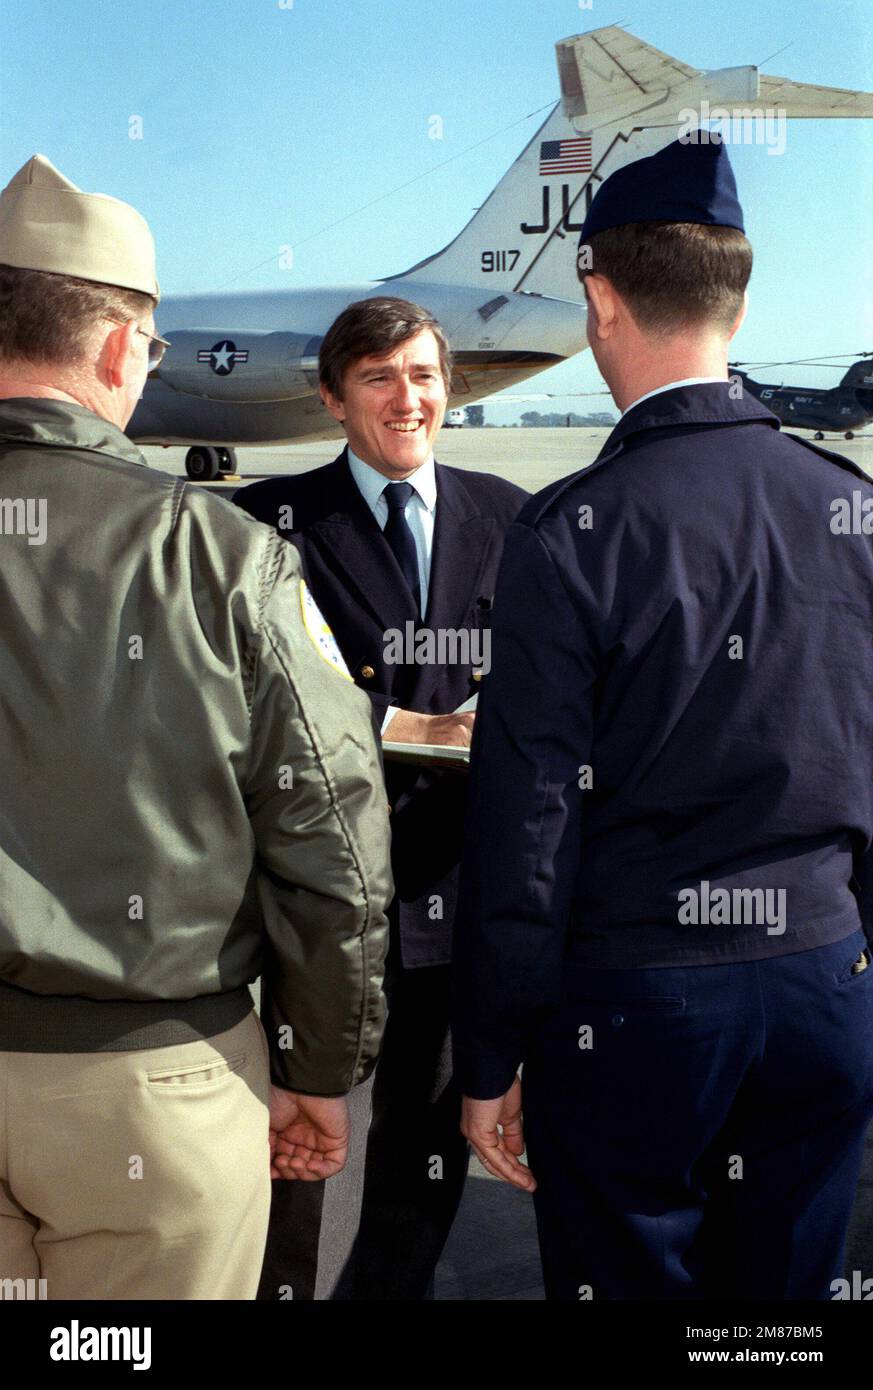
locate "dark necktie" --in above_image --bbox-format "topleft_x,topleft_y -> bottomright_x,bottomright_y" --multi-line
382,481 -> 421,614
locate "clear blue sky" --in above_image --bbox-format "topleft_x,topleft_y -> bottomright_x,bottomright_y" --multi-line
2,0 -> 871,417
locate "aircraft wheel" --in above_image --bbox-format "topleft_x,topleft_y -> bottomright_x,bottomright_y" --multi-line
216,447 -> 238,472
185,446 -> 222,481
814,431 -> 825,441
845,432 -> 855,441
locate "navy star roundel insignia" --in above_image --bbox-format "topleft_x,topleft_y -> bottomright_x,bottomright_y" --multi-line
196,340 -> 250,375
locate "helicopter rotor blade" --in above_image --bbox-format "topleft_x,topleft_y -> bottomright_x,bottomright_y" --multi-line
730,351 -> 873,370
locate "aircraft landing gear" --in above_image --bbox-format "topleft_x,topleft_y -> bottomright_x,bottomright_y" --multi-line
845,431 -> 855,440
185,446 -> 238,481
814,431 -> 825,441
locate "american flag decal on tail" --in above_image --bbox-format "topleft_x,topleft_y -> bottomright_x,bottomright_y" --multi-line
539,137 -> 592,176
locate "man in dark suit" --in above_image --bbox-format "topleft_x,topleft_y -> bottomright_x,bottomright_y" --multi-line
235,295 -> 527,1299
452,139 -> 873,1300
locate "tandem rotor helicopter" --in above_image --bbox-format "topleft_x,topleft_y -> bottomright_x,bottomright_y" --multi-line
730,354 -> 873,440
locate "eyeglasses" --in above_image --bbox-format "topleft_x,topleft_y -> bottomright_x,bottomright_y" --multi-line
103,317 -> 171,369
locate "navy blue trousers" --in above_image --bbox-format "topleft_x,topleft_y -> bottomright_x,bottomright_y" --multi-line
522,928 -> 873,1301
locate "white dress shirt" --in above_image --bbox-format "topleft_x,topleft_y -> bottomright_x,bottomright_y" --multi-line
619,377 -> 729,420
347,447 -> 438,734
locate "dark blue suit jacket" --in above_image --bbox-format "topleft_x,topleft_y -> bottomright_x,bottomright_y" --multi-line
453,383 -> 873,1096
234,448 -> 528,967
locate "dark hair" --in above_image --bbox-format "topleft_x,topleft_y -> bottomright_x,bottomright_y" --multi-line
318,296 -> 452,400
578,222 -> 753,335
0,263 -> 157,368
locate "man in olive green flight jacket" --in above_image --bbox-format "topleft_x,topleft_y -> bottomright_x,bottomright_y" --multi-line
0,153 -> 392,1300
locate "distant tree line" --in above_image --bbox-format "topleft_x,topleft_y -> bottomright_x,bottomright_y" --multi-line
519,410 -> 616,428
461,406 -> 615,428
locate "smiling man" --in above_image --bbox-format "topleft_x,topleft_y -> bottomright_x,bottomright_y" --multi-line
235,296 -> 527,1299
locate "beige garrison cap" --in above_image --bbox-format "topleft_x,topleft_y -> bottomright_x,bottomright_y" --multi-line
0,154 -> 159,300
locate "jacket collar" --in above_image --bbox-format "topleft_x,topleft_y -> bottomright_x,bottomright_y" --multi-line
599,381 -> 780,460
307,450 -> 422,634
618,376 -> 728,419
0,397 -> 149,469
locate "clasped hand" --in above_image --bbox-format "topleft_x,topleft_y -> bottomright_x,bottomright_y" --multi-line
269,1085 -> 350,1181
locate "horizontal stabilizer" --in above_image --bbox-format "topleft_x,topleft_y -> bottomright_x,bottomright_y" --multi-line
759,74 -> 873,118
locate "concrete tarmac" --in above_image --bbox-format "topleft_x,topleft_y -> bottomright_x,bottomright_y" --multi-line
142,424 -> 873,492
144,426 -> 873,1300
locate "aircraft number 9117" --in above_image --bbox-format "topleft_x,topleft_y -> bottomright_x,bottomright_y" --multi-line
481,250 -> 521,272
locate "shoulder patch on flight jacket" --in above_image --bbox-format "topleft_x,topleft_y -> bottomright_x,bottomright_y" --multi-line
299,580 -> 354,681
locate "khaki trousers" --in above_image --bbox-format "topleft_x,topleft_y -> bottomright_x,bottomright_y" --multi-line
0,1010 -> 271,1299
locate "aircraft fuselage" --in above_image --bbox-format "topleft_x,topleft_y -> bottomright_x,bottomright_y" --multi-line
129,279 -> 586,447
735,374 -> 871,434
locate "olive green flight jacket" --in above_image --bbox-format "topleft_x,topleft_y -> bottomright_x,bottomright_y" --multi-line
0,398 -> 392,1095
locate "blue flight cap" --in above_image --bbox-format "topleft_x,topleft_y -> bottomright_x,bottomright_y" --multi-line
579,137 -> 745,244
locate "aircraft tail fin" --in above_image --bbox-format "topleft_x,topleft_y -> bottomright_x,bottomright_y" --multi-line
840,358 -> 873,387
841,358 -> 873,410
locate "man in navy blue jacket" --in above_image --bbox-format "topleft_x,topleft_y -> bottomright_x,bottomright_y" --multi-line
453,138 -> 873,1301
236,296 -> 526,1299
